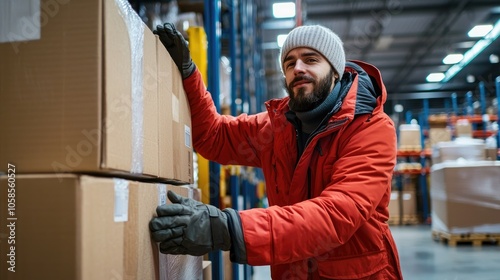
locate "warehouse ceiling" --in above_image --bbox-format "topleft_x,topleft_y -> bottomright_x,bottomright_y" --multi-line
138,0 -> 500,116
258,0 -> 500,116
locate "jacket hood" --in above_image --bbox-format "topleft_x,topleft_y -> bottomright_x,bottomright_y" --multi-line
266,60 -> 388,122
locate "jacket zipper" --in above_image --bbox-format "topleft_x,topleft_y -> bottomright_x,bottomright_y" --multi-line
305,117 -> 348,148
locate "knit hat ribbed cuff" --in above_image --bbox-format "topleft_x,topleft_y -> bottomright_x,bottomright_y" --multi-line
280,25 -> 346,75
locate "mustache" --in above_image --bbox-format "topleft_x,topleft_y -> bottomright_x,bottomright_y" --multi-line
290,75 -> 315,87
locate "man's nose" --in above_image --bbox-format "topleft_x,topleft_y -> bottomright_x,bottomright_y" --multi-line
293,59 -> 307,75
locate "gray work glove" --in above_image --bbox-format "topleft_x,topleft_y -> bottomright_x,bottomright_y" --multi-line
154,23 -> 196,79
150,190 -> 247,263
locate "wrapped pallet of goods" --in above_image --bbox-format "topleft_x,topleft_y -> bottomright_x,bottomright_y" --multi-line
430,161 -> 500,246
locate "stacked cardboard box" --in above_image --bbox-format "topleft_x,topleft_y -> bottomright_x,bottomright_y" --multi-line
430,161 -> 500,234
0,175 -> 202,280
389,175 -> 418,225
0,0 -> 193,184
426,114 -> 451,150
398,124 -> 422,151
0,0 -> 199,279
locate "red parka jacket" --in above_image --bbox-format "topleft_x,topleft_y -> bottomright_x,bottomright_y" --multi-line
183,60 -> 402,279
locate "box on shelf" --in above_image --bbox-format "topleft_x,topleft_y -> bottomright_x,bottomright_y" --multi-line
398,124 -> 422,151
0,0 -> 193,184
428,114 -> 448,128
388,191 -> 399,217
430,161 -> 500,234
388,190 -> 417,219
455,119 -> 473,138
428,127 -> 452,149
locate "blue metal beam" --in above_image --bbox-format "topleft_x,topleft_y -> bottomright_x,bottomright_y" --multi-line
479,81 -> 488,136
229,0 -> 238,116
466,91 -> 473,116
240,0 -> 248,114
496,76 -> 500,160
204,0 -> 222,279
451,92 -> 458,116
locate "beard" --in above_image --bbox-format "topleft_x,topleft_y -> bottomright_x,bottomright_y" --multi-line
286,70 -> 335,112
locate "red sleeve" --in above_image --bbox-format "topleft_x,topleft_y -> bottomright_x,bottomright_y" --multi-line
182,70 -> 272,167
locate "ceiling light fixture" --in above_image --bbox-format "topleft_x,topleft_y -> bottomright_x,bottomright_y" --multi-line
426,73 -> 445,82
273,2 -> 296,18
466,75 -> 475,83
394,104 -> 404,113
442,53 -> 463,64
468,24 -> 493,37
489,54 -> 499,63
277,34 -> 287,47
443,19 -> 500,83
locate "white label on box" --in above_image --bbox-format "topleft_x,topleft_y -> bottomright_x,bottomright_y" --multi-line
157,184 -> 167,206
390,192 -> 398,200
113,179 -> 129,222
172,95 -> 180,123
403,193 -> 412,200
0,0 -> 41,43
184,125 -> 191,148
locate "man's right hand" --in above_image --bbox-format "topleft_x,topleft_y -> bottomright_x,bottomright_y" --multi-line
154,23 -> 196,79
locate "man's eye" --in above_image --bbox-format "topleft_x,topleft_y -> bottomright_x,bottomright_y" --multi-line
286,62 -> 295,69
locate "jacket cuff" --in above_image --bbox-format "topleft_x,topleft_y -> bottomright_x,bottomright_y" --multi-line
223,208 -> 248,264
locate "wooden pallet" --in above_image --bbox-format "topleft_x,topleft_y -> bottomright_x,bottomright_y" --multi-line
388,215 -> 420,225
432,230 -> 500,247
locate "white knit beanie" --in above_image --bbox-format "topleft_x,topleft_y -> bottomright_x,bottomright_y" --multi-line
280,25 -> 345,75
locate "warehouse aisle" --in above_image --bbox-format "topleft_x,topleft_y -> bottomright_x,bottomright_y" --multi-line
251,225 -> 500,280
391,225 -> 500,280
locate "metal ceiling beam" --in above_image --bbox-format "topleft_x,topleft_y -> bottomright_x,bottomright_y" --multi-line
306,0 -> 497,19
386,91 -> 458,100
388,0 -> 470,92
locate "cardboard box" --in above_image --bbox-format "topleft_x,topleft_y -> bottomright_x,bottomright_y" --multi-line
159,185 -> 202,280
401,190 -> 417,216
0,0 -> 171,180
203,261 -> 212,280
223,250 -> 233,280
428,114 -> 448,129
388,191 -> 400,218
170,58 -> 194,184
127,183 -> 200,280
0,174 -> 202,280
156,37 -> 175,181
156,36 -> 193,184
430,161 -> 500,234
455,119 -> 472,138
428,128 -> 452,148
388,190 -> 417,218
398,124 -> 421,150
126,182 -> 162,280
0,174 -> 132,280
